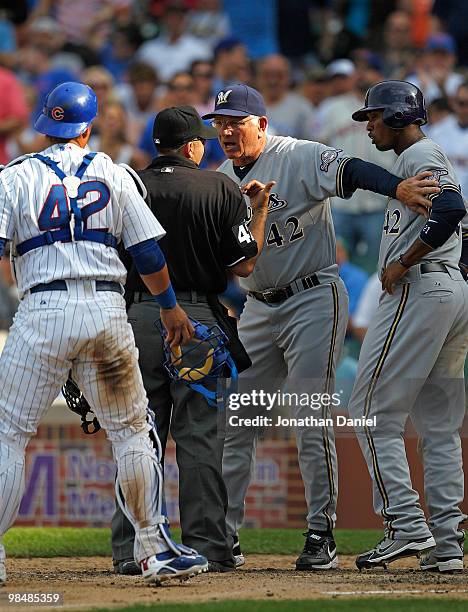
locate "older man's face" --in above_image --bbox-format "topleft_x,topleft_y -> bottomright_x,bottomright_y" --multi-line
212,115 -> 266,164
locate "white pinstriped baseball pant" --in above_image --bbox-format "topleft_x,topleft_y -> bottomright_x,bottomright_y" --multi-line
0,281 -> 169,564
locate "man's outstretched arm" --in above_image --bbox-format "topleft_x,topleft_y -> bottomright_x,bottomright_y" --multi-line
338,158 -> 440,215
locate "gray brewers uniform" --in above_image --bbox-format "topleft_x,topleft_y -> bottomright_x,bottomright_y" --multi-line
348,137 -> 468,557
220,135 -> 351,535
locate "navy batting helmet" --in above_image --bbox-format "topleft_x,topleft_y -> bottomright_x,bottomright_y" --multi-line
34,82 -> 98,138
352,80 -> 427,128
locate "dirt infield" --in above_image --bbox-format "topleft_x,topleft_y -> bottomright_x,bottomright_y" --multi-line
2,555 -> 468,611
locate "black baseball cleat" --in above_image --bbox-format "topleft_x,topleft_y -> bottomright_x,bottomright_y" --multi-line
113,558 -> 142,575
207,559 -> 236,573
356,535 -> 436,570
295,530 -> 338,570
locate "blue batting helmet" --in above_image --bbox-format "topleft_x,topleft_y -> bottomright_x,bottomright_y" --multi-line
34,82 -> 98,138
352,80 -> 427,129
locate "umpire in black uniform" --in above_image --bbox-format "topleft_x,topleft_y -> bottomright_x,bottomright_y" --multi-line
111,106 -> 272,573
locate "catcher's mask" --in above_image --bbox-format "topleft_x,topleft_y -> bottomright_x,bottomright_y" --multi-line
156,319 -> 237,407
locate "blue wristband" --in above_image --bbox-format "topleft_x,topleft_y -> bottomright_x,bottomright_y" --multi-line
154,285 -> 177,309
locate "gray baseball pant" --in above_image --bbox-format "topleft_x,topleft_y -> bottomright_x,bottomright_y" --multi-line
348,270 -> 468,557
223,279 -> 348,535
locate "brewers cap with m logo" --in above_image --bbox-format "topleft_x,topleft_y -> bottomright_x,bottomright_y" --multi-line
203,84 -> 267,119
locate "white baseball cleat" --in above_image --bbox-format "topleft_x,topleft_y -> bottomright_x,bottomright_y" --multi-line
232,535 -> 245,568
141,548 -> 208,585
420,552 -> 464,573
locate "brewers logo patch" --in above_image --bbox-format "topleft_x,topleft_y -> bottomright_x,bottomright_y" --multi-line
320,148 -> 342,172
426,168 -> 448,182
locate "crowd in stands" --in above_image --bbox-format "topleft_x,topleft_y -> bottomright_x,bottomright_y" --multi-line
1,0 -> 468,348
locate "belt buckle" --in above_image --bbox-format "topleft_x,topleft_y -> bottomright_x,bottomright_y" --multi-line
261,289 -> 277,303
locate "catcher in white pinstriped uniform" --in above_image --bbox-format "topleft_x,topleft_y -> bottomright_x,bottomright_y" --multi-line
0,82 -> 207,586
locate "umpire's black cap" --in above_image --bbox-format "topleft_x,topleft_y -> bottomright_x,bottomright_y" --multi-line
153,105 -> 218,148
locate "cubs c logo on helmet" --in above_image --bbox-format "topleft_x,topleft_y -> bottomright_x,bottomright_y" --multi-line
51,107 -> 65,121
217,90 -> 232,105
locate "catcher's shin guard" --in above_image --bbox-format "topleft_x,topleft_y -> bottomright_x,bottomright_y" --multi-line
114,415 -> 180,560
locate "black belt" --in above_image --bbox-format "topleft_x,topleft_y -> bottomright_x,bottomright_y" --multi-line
131,289 -> 211,304
249,273 -> 320,305
30,280 -> 123,294
420,263 -> 448,274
